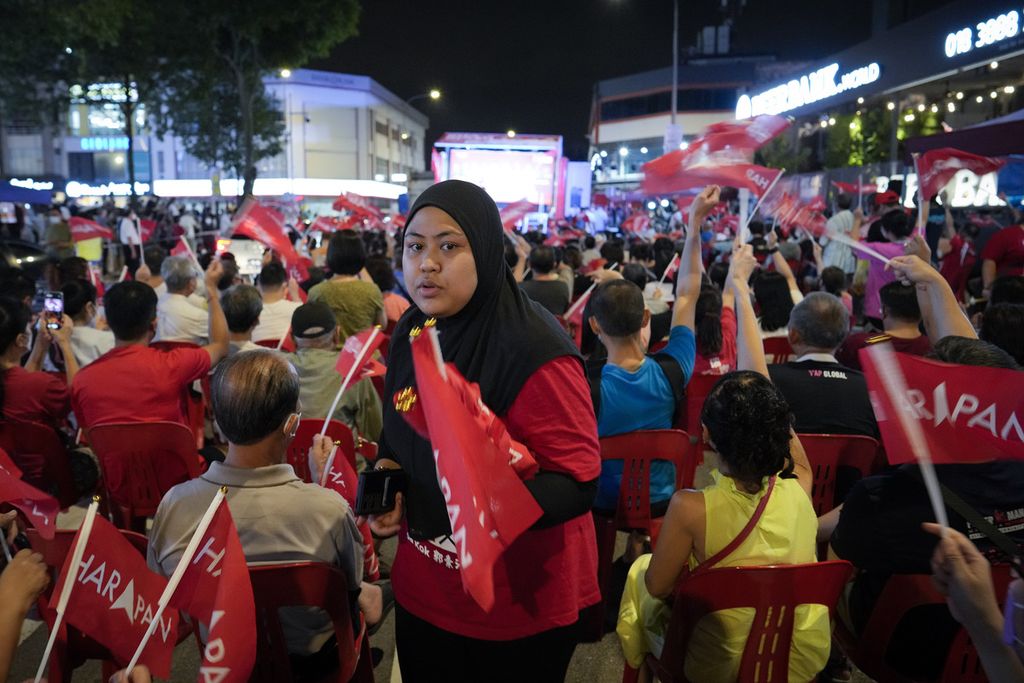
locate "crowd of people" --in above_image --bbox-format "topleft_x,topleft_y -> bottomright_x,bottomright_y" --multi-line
0,178 -> 1023,683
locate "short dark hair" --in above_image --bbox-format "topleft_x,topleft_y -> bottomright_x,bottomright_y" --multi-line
929,335 -> 1021,370
258,261 -> 287,289
837,194 -> 853,210
701,371 -> 795,486
881,210 -> 913,239
752,271 -> 794,332
217,259 -> 239,291
563,246 -> 583,270
57,257 -> 89,284
980,303 -> 1024,366
584,235 -> 596,249
143,244 -> 167,273
820,266 -> 846,296
529,245 -> 556,275
590,280 -> 645,337
630,242 -> 653,263
60,279 -> 97,319
0,270 -> 35,304
104,281 -> 157,341
879,281 -> 921,322
599,239 -> 625,266
707,262 -> 728,292
326,230 -> 366,276
991,276 -> 1024,305
220,284 -> 263,333
210,351 -> 300,445
621,263 -> 648,289
789,292 -> 849,350
365,256 -> 396,292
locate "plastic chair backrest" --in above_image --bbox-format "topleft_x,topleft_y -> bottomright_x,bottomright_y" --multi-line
599,429 -> 690,539
247,562 -> 366,683
286,418 -> 356,483
794,439 -> 840,516
839,567 -> 1011,683
26,526 -> 150,683
86,421 -> 200,530
0,419 -> 78,507
653,561 -> 854,682
797,433 -> 880,482
255,338 -> 296,353
675,373 -> 721,488
762,336 -> 794,364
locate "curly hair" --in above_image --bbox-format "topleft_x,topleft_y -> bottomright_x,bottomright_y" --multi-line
700,371 -> 795,486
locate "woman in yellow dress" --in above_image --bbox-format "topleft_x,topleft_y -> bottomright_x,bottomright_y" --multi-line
617,243 -> 829,683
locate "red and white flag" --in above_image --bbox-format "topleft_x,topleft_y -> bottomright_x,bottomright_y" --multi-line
51,515 -> 179,677
68,217 -> 113,242
139,219 -> 157,243
232,199 -> 301,267
310,216 -> 343,233
659,252 -> 681,285
360,357 -> 387,379
319,447 -> 380,581
861,348 -> 1024,465
831,180 -> 878,195
643,157 -> 783,198
620,213 -> 651,234
916,147 -> 1006,201
700,115 -> 791,156
499,199 -> 536,233
320,327 -> 385,437
168,502 -> 256,683
0,461 -> 58,539
332,192 -> 383,219
408,329 -> 542,610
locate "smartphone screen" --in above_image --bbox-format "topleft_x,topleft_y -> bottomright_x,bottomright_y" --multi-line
43,292 -> 64,330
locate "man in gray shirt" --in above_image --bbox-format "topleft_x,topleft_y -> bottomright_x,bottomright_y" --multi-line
147,350 -> 380,660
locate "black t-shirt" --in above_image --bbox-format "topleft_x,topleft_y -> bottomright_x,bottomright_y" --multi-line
832,461 -> 1024,678
768,360 -> 879,438
520,279 -> 570,316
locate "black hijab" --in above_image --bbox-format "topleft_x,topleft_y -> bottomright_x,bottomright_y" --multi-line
381,180 -> 580,538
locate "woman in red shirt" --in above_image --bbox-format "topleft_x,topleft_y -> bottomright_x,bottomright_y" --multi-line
372,180 -> 601,681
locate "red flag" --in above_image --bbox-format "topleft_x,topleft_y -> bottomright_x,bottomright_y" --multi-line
661,252 -> 681,282
643,156 -> 783,198
232,199 -> 301,268
0,464 -> 58,538
407,330 -> 543,609
52,516 -> 178,676
170,240 -> 189,258
805,196 -> 827,212
917,148 -> 1006,201
139,219 -> 157,243
861,349 -> 1024,465
332,192 -> 383,219
68,217 -> 113,242
700,115 -> 791,155
498,199 -> 536,233
336,328 -> 385,380
167,502 -> 255,683
310,216 -> 343,233
620,214 -> 651,233
0,446 -> 23,479
565,283 -> 595,334
831,180 -> 877,195
320,452 -> 380,581
360,358 -> 387,379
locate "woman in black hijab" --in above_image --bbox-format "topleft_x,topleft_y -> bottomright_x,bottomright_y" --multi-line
371,180 -> 601,681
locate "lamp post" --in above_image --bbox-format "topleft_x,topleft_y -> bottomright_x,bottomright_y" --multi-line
406,89 -> 441,106
663,0 -> 682,154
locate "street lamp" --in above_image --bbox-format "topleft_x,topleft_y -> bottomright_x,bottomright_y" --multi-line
507,129 -> 516,138
406,89 -> 442,105
279,68 -> 292,78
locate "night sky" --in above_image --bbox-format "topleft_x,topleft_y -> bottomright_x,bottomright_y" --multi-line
310,0 -> 883,161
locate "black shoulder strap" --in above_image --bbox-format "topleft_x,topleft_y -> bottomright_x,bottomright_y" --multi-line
652,352 -> 687,408
585,357 -> 606,420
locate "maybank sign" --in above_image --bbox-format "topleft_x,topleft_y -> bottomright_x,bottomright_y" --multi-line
736,62 -> 881,119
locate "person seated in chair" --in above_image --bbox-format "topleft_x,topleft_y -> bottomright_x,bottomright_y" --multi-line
156,256 -> 210,344
616,244 -> 824,683
147,350 -> 384,676
220,284 -> 263,357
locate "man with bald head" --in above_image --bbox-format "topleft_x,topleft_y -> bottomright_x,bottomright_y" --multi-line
147,350 -> 380,672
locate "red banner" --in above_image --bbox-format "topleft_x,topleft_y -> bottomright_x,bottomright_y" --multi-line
69,217 -> 113,242
53,516 -> 178,676
320,450 -> 380,581
498,199 -> 536,233
620,213 -> 651,233
139,219 -> 157,243
332,192 -> 383,219
831,180 -> 878,195
232,199 -> 300,267
860,349 -> 1024,464
310,216 -> 343,233
168,503 -> 255,683
700,115 -> 791,156
0,462 -> 58,538
336,327 -> 385,380
643,158 -> 783,198
408,330 -> 542,610
917,147 -> 1006,201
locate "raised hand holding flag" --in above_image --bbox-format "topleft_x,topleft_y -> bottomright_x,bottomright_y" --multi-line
321,326 -> 384,437
916,147 -> 1006,201
0,458 -> 59,539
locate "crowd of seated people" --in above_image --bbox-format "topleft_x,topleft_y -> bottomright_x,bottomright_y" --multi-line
1,184 -> 1024,683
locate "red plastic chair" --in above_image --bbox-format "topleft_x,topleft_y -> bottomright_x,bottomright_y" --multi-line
255,337 -> 296,352
674,373 -> 721,489
624,560 -> 854,683
86,421 -> 201,532
585,429 -> 690,642
248,562 -> 373,682
286,418 -> 357,483
25,527 -> 192,682
150,341 -> 208,448
0,419 -> 79,508
835,566 -> 1012,683
797,433 -> 881,512
762,336 -> 794,364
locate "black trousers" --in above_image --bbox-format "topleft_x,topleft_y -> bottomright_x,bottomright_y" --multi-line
395,604 -> 581,683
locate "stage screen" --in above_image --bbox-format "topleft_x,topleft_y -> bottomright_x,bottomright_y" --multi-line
447,149 -> 556,206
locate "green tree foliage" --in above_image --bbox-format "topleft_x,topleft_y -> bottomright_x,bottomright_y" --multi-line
755,135 -> 812,174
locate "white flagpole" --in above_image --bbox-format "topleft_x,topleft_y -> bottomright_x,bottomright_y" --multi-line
866,344 -> 949,533
179,235 -> 204,274
117,265 -> 129,283
739,169 -> 785,245
320,326 -> 382,437
35,498 -> 100,683
320,443 -> 340,487
824,231 -> 893,265
425,327 -> 447,380
857,174 -> 864,212
125,488 -> 226,674
657,252 -> 681,286
564,262 -> 619,322
275,326 -> 291,351
0,532 -> 11,562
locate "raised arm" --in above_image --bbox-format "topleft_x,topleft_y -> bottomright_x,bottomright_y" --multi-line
766,230 -> 799,294
201,260 -> 230,365
726,244 -> 768,377
674,185 -> 721,331
888,254 -> 976,340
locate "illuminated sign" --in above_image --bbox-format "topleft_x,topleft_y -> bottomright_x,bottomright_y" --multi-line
65,180 -> 151,197
10,178 -> 54,191
80,136 -> 130,152
945,9 -> 1020,58
875,171 -> 1004,208
69,82 -> 138,104
736,62 -> 881,119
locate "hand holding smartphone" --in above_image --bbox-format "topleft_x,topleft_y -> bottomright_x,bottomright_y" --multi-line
43,291 -> 64,330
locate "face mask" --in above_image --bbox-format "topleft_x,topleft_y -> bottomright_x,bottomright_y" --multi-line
49,216 -> 61,224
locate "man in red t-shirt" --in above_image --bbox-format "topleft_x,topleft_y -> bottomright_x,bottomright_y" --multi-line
837,281 -> 931,370
71,260 -> 229,430
982,224 -> 1024,297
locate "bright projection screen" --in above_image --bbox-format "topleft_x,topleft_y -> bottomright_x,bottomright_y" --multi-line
447,149 -> 556,206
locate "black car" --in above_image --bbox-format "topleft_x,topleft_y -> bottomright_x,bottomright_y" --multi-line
0,238 -> 48,281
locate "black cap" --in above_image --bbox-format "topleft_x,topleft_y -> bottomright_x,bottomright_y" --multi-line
291,302 -> 336,338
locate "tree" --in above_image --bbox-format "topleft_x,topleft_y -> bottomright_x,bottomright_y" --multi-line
149,0 -> 361,199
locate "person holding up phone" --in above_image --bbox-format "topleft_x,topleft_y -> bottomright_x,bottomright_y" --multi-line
371,180 -> 601,682
0,295 -> 77,428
